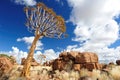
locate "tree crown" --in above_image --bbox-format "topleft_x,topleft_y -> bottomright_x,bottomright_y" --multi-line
24,2 -> 66,38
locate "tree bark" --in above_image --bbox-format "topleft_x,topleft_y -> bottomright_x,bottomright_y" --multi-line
20,33 -> 41,77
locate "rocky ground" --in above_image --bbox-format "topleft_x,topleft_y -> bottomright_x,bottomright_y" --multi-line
0,51 -> 120,80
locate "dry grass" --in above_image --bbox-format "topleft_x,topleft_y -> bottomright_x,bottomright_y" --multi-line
91,69 -> 101,80
79,68 -> 90,77
109,66 -> 120,80
4,65 -> 52,80
1,64 -> 120,80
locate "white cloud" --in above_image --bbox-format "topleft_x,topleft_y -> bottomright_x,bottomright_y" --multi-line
13,0 -> 37,6
16,36 -> 59,63
67,0 -> 120,63
17,36 -> 43,50
0,47 -> 59,64
66,45 -> 78,51
29,49 -> 59,64
1,46 -> 28,64
66,45 -> 120,63
43,49 -> 59,61
34,49 -> 59,64
97,47 -> 120,63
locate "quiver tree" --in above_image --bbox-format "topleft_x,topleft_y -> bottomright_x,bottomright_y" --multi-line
37,54 -> 46,65
20,2 -> 66,77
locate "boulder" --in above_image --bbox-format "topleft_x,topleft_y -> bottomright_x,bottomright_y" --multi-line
51,51 -> 101,71
67,51 -> 79,60
73,64 -> 81,71
31,58 -> 39,66
21,58 -> 26,65
0,57 -> 13,73
43,61 -> 50,66
85,63 -> 97,71
31,62 -> 39,66
59,52 -> 69,61
52,58 -> 66,71
0,54 -> 17,65
73,63 -> 100,71
21,58 -> 39,66
75,52 -> 98,64
59,52 -> 68,58
95,63 -> 101,70
52,58 -> 73,71
116,60 -> 120,65
59,51 -> 79,61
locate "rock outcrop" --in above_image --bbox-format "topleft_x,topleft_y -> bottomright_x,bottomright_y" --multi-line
52,58 -> 66,71
0,57 -> 13,76
116,60 -> 120,65
51,51 -> 101,71
21,58 -> 39,66
75,52 -> 98,63
0,54 -> 17,65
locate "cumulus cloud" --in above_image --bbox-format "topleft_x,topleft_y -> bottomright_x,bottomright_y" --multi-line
13,0 -> 37,6
0,46 -> 28,64
17,36 -> 43,50
66,45 -> 120,63
66,45 -> 78,51
29,49 -> 59,64
67,0 -> 120,63
0,47 -> 59,64
16,36 -> 59,64
34,49 -> 59,62
43,49 -> 59,61
34,49 -> 59,64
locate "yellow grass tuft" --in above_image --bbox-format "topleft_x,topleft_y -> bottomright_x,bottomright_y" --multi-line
109,66 -> 120,80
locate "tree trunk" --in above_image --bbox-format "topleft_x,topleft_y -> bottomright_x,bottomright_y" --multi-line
20,34 -> 41,77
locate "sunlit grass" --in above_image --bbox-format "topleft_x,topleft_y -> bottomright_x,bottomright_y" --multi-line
1,64 -> 120,80
109,66 -> 120,80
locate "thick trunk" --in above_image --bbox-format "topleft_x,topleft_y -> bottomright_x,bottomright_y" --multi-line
20,34 -> 41,77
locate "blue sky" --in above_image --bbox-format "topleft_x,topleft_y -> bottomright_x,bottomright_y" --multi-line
0,0 -> 120,63
0,0 -> 73,52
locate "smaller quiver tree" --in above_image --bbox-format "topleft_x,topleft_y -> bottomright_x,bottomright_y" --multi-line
20,2 -> 66,77
37,54 -> 46,65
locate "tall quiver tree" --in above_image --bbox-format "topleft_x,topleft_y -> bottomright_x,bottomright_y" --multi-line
20,2 -> 66,77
